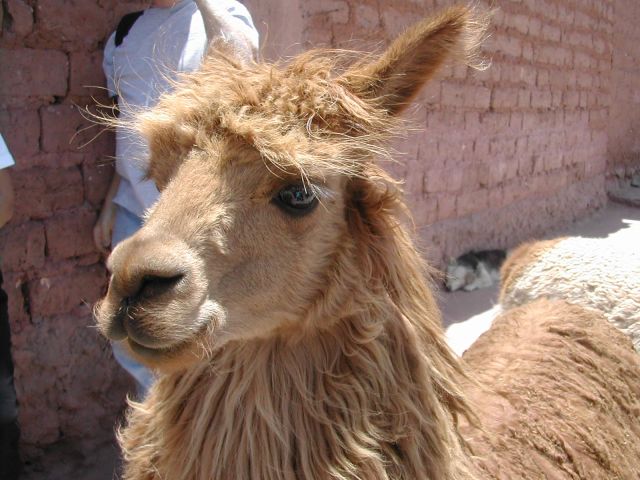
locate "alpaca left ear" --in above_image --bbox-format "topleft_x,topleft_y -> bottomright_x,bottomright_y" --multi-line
342,5 -> 488,116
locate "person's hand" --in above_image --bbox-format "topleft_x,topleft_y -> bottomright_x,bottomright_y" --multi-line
0,169 -> 14,230
93,201 -> 117,255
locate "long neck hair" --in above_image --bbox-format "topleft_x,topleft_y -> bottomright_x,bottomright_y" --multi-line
119,165 -> 474,480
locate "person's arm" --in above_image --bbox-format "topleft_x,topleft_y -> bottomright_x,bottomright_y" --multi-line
0,169 -> 14,229
93,173 -> 120,254
93,31 -> 120,254
195,0 -> 258,61
103,32 -> 118,98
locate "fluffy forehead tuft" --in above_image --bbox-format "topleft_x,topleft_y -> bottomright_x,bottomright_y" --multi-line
136,46 -> 403,181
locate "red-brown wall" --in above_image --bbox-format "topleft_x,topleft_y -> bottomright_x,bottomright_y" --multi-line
608,0 -> 640,184
0,0 -> 639,464
0,0 -> 147,460
246,0 -> 634,262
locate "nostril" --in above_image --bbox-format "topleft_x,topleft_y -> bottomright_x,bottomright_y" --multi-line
134,273 -> 184,301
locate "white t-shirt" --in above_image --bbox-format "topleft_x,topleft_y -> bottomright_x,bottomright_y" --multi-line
103,0 -> 258,217
0,134 -> 15,170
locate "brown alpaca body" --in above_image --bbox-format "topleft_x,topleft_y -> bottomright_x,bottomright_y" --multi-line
463,299 -> 640,479
94,5 -> 640,480
121,299 -> 640,480
500,237 -> 640,351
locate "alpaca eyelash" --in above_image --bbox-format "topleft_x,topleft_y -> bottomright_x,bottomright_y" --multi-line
270,183 -> 334,201
308,184 -> 335,201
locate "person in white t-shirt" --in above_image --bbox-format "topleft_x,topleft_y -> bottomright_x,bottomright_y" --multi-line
97,0 -> 258,396
0,134 -> 19,478
0,136 -> 14,228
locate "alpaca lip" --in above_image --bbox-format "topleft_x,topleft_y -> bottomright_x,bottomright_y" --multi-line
122,314 -> 169,350
102,304 -> 128,341
126,322 -> 208,360
127,336 -> 177,359
115,301 -> 176,350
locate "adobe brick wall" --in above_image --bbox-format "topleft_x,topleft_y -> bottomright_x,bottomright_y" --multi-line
0,0 -> 639,465
0,0 -> 146,461
608,0 -> 640,183
248,0 -> 624,263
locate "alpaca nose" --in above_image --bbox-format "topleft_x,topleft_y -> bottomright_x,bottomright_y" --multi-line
107,231 -> 192,299
95,226 -> 211,351
110,257 -> 188,308
125,273 -> 185,304
106,269 -> 187,342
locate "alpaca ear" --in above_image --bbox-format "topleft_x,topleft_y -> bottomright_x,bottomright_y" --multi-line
137,111 -> 197,190
342,6 -> 488,116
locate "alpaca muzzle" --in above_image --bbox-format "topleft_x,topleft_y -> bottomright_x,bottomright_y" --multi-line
99,268 -> 189,349
111,273 -> 185,345
96,230 -> 210,357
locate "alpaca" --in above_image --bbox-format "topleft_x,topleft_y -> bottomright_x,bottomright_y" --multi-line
447,234 -> 640,356
500,236 -> 640,351
461,298 -> 640,479
95,6 -> 640,479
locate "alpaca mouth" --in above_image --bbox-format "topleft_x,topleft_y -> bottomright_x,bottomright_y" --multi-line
97,292 -> 217,363
123,317 -> 197,359
126,336 -> 178,359
108,299 -> 178,350
126,320 -> 209,361
122,314 -> 171,350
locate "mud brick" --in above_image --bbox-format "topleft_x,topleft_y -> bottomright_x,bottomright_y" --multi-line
45,207 -> 97,260
0,48 -> 67,98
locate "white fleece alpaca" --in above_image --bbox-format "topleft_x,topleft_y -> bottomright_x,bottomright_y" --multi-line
501,236 -> 640,351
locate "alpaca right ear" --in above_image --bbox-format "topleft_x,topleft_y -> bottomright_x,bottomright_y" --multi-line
342,5 -> 489,116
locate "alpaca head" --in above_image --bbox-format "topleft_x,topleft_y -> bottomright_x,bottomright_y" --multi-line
96,6 -> 487,371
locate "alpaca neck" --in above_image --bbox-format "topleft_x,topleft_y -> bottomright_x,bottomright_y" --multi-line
122,311 -> 473,480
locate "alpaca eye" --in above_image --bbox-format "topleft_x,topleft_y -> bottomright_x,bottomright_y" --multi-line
273,185 -> 318,216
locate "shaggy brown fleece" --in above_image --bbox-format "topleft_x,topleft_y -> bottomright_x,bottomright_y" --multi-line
500,237 -> 640,351
462,298 -> 640,479
105,8 -> 487,477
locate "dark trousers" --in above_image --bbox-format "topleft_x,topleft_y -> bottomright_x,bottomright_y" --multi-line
0,270 -> 20,479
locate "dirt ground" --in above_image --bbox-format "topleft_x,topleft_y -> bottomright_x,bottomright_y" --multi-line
18,200 -> 640,480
